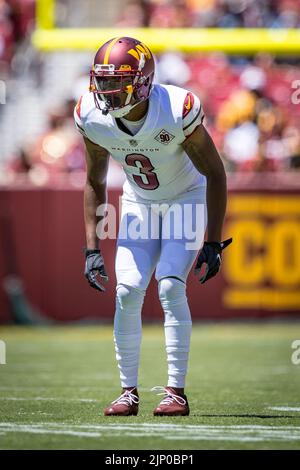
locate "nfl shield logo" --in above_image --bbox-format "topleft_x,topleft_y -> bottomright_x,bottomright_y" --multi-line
129,139 -> 138,146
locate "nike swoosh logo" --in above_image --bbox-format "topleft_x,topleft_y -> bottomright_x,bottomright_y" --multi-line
185,95 -> 191,111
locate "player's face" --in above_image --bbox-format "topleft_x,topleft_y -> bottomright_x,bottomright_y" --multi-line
96,75 -> 133,109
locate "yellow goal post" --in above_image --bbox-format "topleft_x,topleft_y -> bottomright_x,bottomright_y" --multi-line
33,0 -> 300,54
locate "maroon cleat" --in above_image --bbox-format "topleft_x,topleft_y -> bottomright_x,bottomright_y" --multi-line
152,386 -> 190,416
104,387 -> 139,416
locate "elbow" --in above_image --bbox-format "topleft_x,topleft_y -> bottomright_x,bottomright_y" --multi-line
86,176 -> 106,193
206,167 -> 226,185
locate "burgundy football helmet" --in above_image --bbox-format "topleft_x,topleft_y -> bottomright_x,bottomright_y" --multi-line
90,37 -> 155,118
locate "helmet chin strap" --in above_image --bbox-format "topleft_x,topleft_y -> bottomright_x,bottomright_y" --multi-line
96,89 -> 137,118
106,99 -> 140,118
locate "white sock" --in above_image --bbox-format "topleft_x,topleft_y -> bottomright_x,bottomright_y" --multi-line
113,284 -> 145,388
158,277 -> 192,389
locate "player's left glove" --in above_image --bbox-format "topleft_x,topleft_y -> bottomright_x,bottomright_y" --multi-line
84,249 -> 108,292
194,238 -> 232,284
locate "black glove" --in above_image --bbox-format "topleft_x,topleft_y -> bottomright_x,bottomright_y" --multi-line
194,238 -> 232,284
84,249 -> 108,292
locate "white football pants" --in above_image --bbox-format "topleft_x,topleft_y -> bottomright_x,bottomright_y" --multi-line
114,188 -> 207,388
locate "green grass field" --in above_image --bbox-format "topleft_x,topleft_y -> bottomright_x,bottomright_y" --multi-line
0,323 -> 300,450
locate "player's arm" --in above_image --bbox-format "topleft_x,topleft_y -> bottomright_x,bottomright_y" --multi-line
84,136 -> 109,249
182,124 -> 232,283
183,124 -> 226,242
84,136 -> 110,291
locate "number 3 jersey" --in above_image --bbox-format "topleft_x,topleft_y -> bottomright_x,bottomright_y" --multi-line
74,84 -> 206,201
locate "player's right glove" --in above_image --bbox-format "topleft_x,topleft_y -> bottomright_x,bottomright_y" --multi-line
84,249 -> 108,292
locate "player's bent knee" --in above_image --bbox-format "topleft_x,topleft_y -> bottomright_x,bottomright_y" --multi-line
158,277 -> 191,324
158,277 -> 186,304
116,284 -> 145,313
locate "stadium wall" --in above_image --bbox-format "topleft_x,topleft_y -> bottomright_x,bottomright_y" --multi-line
0,176 -> 299,323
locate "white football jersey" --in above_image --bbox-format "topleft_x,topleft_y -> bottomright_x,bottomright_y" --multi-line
74,84 -> 206,201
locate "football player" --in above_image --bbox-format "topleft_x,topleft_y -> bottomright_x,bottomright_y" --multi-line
74,37 -> 231,416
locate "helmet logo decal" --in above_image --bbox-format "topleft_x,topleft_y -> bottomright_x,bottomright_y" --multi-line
128,43 -> 151,62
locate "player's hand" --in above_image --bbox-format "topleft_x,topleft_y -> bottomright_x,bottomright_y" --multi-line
194,238 -> 232,284
84,249 -> 108,292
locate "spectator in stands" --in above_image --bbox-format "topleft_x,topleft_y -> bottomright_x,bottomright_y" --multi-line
156,51 -> 191,86
0,0 -> 35,74
8,102 -> 85,179
141,0 -> 300,28
0,0 -> 14,73
115,0 -> 147,27
148,0 -> 194,27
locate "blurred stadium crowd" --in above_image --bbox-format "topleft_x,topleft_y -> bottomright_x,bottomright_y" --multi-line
0,0 -> 35,73
1,0 -> 300,185
117,0 -> 300,28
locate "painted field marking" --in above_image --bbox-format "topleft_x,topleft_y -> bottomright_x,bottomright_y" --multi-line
0,424 -> 101,438
268,406 -> 300,412
0,397 -> 98,402
0,423 -> 300,443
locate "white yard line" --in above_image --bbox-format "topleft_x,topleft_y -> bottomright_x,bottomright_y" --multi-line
268,406 -> 300,412
0,424 -> 101,438
0,423 -> 300,443
0,397 -> 98,402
